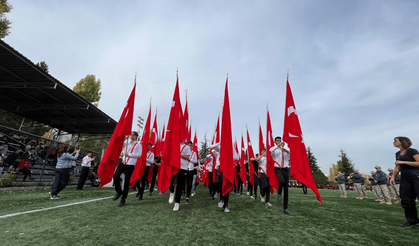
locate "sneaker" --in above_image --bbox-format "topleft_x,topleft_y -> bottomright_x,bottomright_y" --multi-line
358,197 -> 364,200
138,196 -> 143,201
343,196 -> 347,198
149,193 -> 152,197
181,192 -> 186,198
118,201 -> 125,207
224,207 -> 230,212
240,192 -> 243,196
191,193 -> 195,196
169,192 -> 175,204
48,192 -> 52,199
364,196 -> 368,199
340,195 -> 343,198
218,200 -> 224,208
173,203 -> 180,211
247,192 -> 250,196
375,199 -> 380,201
277,195 -> 282,204
51,195 -> 60,200
185,198 -> 190,204
379,201 -> 386,204
403,221 -> 419,228
136,192 -> 140,197
356,197 -> 360,199
395,200 -> 401,204
250,196 -> 255,200
260,196 -> 265,202
266,202 -> 272,207
386,201 -> 392,205
159,191 -> 162,195
112,193 -> 122,201
214,192 -> 219,199
284,209 -> 293,216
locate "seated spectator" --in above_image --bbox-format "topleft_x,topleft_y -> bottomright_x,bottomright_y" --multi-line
0,143 -> 8,152
0,149 -> 5,158
18,156 -> 34,181
4,149 -> 21,170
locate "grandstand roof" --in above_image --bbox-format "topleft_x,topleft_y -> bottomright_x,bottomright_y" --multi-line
0,40 -> 117,135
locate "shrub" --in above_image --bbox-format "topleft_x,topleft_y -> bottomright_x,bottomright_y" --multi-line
69,174 -> 75,184
0,172 -> 17,187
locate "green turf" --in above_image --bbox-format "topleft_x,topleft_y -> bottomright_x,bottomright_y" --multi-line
0,186 -> 417,246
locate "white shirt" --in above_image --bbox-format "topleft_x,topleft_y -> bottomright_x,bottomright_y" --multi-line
82,156 -> 92,167
146,151 -> 154,167
269,145 -> 289,168
206,154 -> 213,172
180,144 -> 192,170
121,140 -> 142,165
188,151 -> 198,171
259,156 -> 267,173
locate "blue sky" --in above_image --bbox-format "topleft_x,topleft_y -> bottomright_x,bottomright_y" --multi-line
4,0 -> 419,176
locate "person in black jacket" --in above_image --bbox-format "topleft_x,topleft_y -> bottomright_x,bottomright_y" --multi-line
391,136 -> 419,228
4,149 -> 21,170
373,165 -> 392,205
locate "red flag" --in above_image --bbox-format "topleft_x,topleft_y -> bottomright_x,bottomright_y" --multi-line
240,134 -> 247,187
266,108 -> 278,193
98,84 -> 135,188
220,78 -> 234,196
259,122 -> 265,155
188,125 -> 192,142
234,138 -> 239,188
282,79 -> 323,204
160,123 -> 165,156
129,104 -> 152,187
184,99 -> 189,135
215,114 -> 220,143
246,128 -> 256,186
193,130 -> 199,162
150,113 -> 158,155
157,77 -> 185,193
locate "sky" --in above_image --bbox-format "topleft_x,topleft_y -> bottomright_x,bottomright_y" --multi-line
3,0 -> 419,176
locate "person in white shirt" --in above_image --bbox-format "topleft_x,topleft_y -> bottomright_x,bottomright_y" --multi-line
186,141 -> 198,203
137,143 -> 155,200
206,154 -> 214,198
269,136 -> 292,215
112,131 -> 142,207
76,151 -> 95,191
172,141 -> 192,211
254,148 -> 272,206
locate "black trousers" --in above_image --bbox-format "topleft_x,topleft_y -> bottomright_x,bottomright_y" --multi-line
77,166 -> 90,190
150,165 -> 159,193
169,174 -> 177,193
251,174 -> 260,198
51,168 -> 70,196
20,167 -> 31,180
186,170 -> 194,198
216,170 -> 230,208
137,166 -> 150,198
247,174 -> 251,192
113,162 -> 135,202
234,174 -> 243,194
302,184 -> 308,194
175,169 -> 188,203
214,169 -> 221,194
400,178 -> 419,224
260,173 -> 270,202
276,167 -> 290,209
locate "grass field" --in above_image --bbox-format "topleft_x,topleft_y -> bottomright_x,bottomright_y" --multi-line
0,185 -> 417,246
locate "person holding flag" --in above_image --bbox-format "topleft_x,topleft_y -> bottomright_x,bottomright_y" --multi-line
186,141 -> 198,203
206,154 -> 214,198
136,143 -> 155,200
254,147 -> 272,207
112,131 -> 142,207
172,141 -> 192,211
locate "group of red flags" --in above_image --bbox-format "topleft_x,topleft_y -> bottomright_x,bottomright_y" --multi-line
98,74 -> 323,204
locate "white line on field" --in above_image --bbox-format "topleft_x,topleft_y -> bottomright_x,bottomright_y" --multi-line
0,192 -> 135,219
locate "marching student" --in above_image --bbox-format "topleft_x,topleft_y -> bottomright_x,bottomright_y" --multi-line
254,148 -> 272,206
186,141 -> 198,204
112,132 -> 142,207
77,151 -> 95,191
149,155 -> 161,196
206,154 -> 214,197
173,141 -> 192,211
249,154 -> 260,200
137,143 -> 154,200
269,136 -> 293,215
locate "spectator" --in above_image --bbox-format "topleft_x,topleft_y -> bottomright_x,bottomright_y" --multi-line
4,149 -> 21,170
18,156 -> 34,181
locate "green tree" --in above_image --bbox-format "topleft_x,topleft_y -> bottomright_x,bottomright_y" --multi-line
337,149 -> 355,185
329,163 -> 339,184
73,74 -> 102,106
35,61 -> 49,73
199,134 -> 209,163
307,147 -> 328,185
0,0 -> 12,38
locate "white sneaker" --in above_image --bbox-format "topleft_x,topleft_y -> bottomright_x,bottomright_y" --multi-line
260,196 -> 265,202
173,203 -> 179,211
169,192 -> 175,204
265,202 -> 272,207
224,207 -> 230,212
218,200 -> 224,208
250,196 -> 255,200
247,192 -> 250,196
191,193 -> 195,196
214,192 -> 219,199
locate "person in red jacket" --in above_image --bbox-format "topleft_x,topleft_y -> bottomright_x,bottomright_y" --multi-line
18,156 -> 34,181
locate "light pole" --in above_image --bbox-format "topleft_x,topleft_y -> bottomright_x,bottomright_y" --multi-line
137,116 -> 144,135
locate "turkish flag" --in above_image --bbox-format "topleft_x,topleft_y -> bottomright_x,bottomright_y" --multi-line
98,84 -> 135,188
150,113 -> 158,155
157,77 -> 185,193
240,134 -> 247,187
214,114 -> 220,144
193,130 -> 199,162
259,122 -> 265,155
246,129 -> 256,186
266,108 -> 278,193
220,78 -> 234,196
184,100 -> 189,142
129,105 -> 152,187
282,80 -> 323,204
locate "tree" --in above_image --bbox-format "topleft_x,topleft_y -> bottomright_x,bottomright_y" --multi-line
36,61 -> 49,73
337,149 -> 355,185
0,0 -> 12,38
199,133 -> 209,162
73,74 -> 102,106
329,163 -> 339,184
307,147 -> 328,185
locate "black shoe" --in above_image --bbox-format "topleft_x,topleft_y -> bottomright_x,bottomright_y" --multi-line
118,201 -> 125,207
138,196 -> 143,201
112,193 -> 122,201
149,193 -> 152,197
284,209 -> 293,216
403,221 -> 419,228
76,189 -> 82,191
135,192 -> 140,197
185,198 -> 190,204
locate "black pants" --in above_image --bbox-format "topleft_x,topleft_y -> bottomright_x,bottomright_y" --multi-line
150,165 -> 159,193
217,170 -> 230,208
302,184 -> 308,194
186,170 -> 194,198
169,174 -> 177,193
208,172 -> 214,196
247,175 -> 251,192
113,162 -> 135,202
400,178 -> 419,224
77,166 -> 90,190
214,169 -> 221,194
251,174 -> 260,198
137,166 -> 150,198
260,173 -> 270,202
276,167 -> 290,209
20,167 -> 31,180
174,169 -> 188,203
51,168 -> 70,196
234,174 -> 243,194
